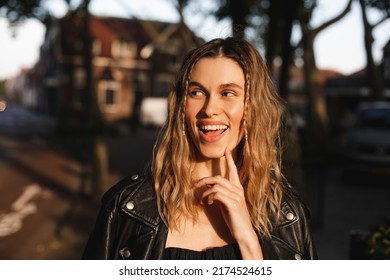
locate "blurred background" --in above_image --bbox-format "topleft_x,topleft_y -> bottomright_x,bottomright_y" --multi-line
0,0 -> 389,260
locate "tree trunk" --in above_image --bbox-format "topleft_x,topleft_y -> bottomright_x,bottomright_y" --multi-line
231,0 -> 249,38
301,30 -> 329,159
265,0 -> 281,71
359,0 -> 384,100
302,30 -> 328,127
279,0 -> 297,99
298,0 -> 352,158
81,0 -> 108,197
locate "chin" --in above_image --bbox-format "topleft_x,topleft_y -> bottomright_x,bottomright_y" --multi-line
197,145 -> 226,160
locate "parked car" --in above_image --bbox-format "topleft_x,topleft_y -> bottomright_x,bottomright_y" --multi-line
343,101 -> 390,180
140,97 -> 168,127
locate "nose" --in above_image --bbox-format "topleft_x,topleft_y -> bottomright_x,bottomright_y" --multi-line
203,95 -> 221,117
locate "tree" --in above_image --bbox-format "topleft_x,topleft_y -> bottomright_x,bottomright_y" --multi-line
299,0 -> 353,126
172,0 -> 198,49
0,0 -> 48,23
264,0 -> 303,99
251,0 -> 303,188
298,0 -> 353,158
358,0 -> 390,100
214,0 -> 255,37
78,0 -> 108,197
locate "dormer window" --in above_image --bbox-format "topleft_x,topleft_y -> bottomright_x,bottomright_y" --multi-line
111,39 -> 136,58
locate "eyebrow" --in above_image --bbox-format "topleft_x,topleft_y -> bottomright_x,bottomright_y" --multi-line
188,81 -> 244,91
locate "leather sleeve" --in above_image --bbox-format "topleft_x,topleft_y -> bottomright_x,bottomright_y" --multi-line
81,206 -> 116,259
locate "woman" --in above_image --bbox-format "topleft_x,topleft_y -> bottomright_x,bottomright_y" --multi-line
82,37 -> 318,260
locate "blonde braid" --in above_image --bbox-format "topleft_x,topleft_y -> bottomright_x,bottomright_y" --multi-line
243,71 -> 250,142
181,58 -> 199,137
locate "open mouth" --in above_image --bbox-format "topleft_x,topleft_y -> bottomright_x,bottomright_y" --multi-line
198,124 -> 229,138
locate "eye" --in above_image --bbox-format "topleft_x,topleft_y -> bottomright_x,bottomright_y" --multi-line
222,91 -> 236,97
189,89 -> 205,97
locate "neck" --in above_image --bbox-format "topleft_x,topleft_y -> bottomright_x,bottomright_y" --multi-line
191,156 -> 228,181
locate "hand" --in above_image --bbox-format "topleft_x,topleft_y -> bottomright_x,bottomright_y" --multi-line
192,149 -> 254,243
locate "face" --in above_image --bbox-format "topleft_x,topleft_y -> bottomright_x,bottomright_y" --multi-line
185,56 -> 245,160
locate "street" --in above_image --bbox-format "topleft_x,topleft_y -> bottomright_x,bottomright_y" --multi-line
312,166 -> 390,259
0,104 -> 389,259
0,104 -> 159,259
0,136 -> 99,259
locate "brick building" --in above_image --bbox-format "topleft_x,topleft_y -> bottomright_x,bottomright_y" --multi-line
31,13 -> 202,128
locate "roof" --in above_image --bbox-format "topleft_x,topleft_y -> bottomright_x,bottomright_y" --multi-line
59,13 -> 201,58
90,16 -> 170,49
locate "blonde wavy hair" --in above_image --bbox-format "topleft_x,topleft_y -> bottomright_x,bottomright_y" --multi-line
151,37 -> 286,237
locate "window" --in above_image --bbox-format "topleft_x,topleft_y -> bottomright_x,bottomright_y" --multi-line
98,81 -> 120,112
105,88 -> 115,105
111,39 -> 136,58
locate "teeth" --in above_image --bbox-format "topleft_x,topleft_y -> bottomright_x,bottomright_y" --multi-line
200,125 -> 228,131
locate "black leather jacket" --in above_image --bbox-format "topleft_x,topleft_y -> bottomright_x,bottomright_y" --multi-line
82,173 -> 318,260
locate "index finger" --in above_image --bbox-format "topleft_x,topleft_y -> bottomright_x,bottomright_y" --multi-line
225,149 -> 240,184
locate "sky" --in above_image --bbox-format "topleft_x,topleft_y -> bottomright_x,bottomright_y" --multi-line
0,0 -> 390,80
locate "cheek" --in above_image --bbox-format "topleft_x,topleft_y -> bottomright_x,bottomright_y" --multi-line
228,104 -> 245,127
184,103 -> 198,132
184,104 -> 193,124
184,100 -> 201,123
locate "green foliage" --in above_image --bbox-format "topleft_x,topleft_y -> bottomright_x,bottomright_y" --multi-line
366,0 -> 390,16
0,0 -> 48,22
366,222 -> 390,259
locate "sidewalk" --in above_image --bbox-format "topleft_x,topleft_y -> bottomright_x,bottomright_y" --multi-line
0,130 -> 157,259
0,136 -> 107,259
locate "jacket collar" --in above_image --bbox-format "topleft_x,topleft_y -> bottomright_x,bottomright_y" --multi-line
117,174 -> 299,231
119,175 -> 161,228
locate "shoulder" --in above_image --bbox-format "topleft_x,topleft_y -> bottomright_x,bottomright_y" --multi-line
267,182 -> 317,259
101,172 -> 154,208
99,172 -> 161,227
280,183 -> 311,222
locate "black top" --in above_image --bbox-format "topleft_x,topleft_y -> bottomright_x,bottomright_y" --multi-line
162,243 -> 242,260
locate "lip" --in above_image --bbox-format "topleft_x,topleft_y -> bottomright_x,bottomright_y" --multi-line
196,120 -> 228,127
197,120 -> 229,143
